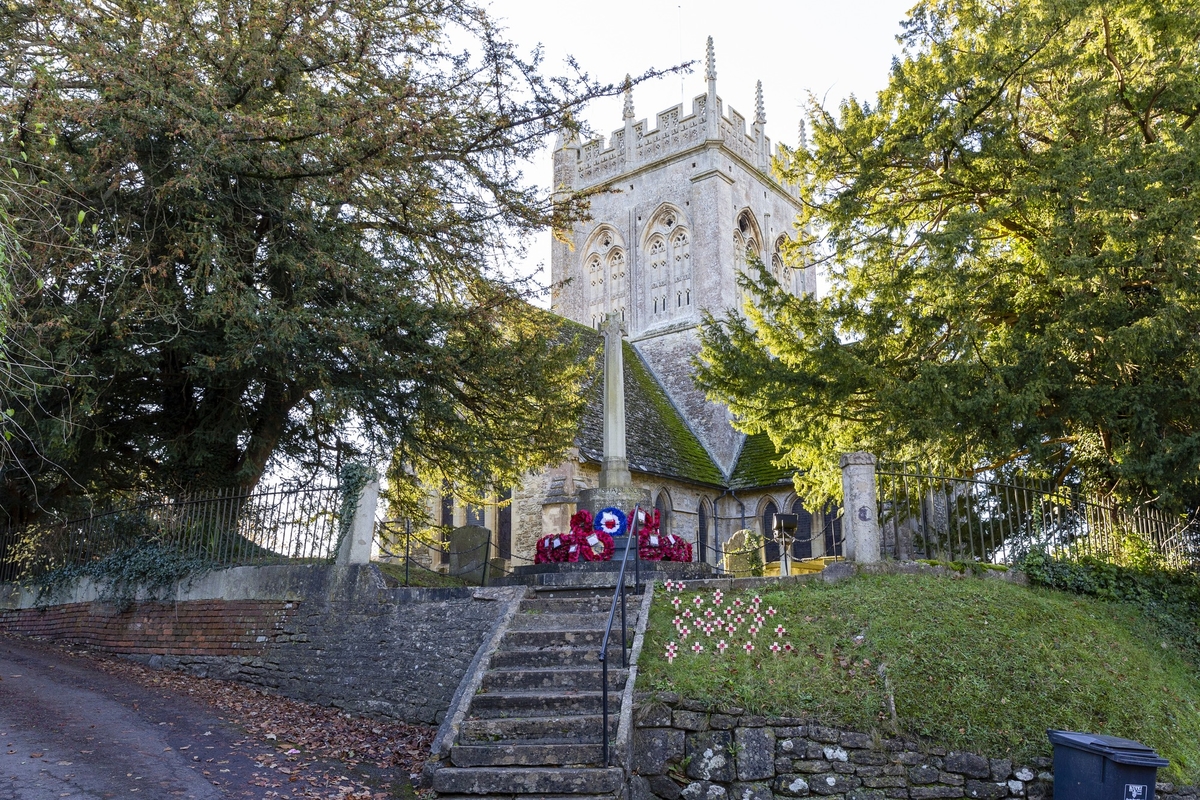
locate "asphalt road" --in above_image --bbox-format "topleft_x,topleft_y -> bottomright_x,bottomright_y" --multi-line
0,636 -> 268,800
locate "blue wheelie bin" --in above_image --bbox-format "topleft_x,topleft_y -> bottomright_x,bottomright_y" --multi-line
1048,730 -> 1170,800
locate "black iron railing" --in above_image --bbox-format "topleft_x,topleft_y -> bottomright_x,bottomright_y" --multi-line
1,485 -> 342,583
877,467 -> 1200,569
598,505 -> 643,767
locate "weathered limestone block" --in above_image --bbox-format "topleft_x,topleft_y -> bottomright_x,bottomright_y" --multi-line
681,781 -> 729,800
728,781 -> 773,800
638,703 -> 675,728
736,727 -> 776,781
840,732 -> 873,749
963,780 -> 1008,800
686,731 -> 735,782
909,766 -> 941,785
908,788 -> 964,799
650,775 -> 684,800
675,710 -> 710,731
773,774 -> 811,797
809,773 -> 856,796
636,728 -> 686,775
944,753 -> 991,779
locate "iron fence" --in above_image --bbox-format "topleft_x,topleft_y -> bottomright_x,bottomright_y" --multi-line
1,485 -> 342,583
876,467 -> 1200,569
373,519 -> 493,587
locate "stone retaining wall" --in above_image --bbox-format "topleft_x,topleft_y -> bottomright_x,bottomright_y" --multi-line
630,693 -> 1197,800
0,565 -> 522,725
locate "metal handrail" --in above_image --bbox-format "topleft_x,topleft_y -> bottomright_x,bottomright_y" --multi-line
598,505 -> 643,767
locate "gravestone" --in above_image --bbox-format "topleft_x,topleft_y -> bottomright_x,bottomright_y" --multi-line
723,529 -> 763,577
449,525 -> 491,584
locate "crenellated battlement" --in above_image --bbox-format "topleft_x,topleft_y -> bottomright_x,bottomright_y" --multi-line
558,49 -> 800,196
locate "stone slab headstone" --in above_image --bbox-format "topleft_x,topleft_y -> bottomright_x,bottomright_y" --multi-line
722,529 -> 762,577
448,525 -> 491,584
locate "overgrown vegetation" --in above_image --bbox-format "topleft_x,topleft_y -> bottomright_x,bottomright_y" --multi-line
697,0 -> 1200,510
640,574 -> 1200,781
1023,550 -> 1200,665
373,560 -> 468,590
35,543 -> 212,609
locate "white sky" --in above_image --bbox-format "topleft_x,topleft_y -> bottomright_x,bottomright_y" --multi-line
488,0 -> 918,293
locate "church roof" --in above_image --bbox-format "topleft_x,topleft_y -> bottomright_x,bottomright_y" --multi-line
564,321 -> 725,487
729,432 -> 796,490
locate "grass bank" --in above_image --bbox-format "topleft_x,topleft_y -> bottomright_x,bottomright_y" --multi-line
638,573 -> 1200,782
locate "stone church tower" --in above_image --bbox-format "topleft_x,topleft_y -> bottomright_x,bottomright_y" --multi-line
421,40 -> 836,573
550,38 -> 809,476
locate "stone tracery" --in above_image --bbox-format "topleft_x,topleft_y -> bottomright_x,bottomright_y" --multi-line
581,224 -> 627,328
641,203 -> 692,324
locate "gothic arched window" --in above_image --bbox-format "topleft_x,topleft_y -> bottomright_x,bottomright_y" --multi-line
581,224 -> 626,329
642,204 -> 692,325
761,500 -> 779,563
791,498 -> 814,560
654,490 -> 672,537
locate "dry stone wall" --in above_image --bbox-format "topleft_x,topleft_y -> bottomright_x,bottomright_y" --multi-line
631,693 -> 1197,800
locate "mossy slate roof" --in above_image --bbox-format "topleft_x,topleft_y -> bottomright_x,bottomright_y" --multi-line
555,316 -> 793,491
563,321 -> 723,487
729,432 -> 797,490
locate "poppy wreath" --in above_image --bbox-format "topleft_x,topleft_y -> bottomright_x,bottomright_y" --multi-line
534,533 -> 570,564
637,508 -> 665,561
594,507 -> 628,538
571,506 -> 614,561
636,508 -> 693,562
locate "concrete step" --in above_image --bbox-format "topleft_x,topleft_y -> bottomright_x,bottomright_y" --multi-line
450,742 -> 604,767
469,691 -> 619,718
519,597 -> 616,614
482,667 -> 627,693
509,612 -> 628,632
501,629 -> 631,650
459,713 -> 616,743
432,766 -> 624,795
489,645 -> 627,669
435,796 -> 617,800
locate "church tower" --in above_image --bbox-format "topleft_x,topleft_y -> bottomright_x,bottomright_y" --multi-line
551,38 -> 810,477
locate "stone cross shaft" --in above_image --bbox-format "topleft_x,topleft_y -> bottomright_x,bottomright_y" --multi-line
600,312 -> 632,489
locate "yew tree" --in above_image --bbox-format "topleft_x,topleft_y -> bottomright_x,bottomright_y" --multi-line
0,0 -> 639,520
697,0 -> 1200,509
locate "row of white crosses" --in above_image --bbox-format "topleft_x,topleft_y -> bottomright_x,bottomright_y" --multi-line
661,580 -> 794,662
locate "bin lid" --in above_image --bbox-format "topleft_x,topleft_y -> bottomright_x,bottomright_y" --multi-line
1047,730 -> 1170,767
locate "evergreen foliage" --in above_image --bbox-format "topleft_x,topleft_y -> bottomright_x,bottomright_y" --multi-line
0,0 -> 662,522
697,0 -> 1200,510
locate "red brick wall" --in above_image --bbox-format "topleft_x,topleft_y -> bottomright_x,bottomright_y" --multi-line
0,599 -> 294,657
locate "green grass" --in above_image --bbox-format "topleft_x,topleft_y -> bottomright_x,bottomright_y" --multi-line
640,573 -> 1200,782
372,560 -> 469,589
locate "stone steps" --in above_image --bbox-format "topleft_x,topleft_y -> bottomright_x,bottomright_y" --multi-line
509,612 -> 619,631
489,645 -> 626,669
501,629 -> 631,649
450,743 -> 604,767
518,597 -> 615,614
469,691 -> 620,718
481,666 -> 628,693
433,587 -> 643,800
458,713 -> 617,744
431,767 -> 624,795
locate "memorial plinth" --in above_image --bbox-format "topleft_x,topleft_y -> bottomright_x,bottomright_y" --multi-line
492,557 -> 715,588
